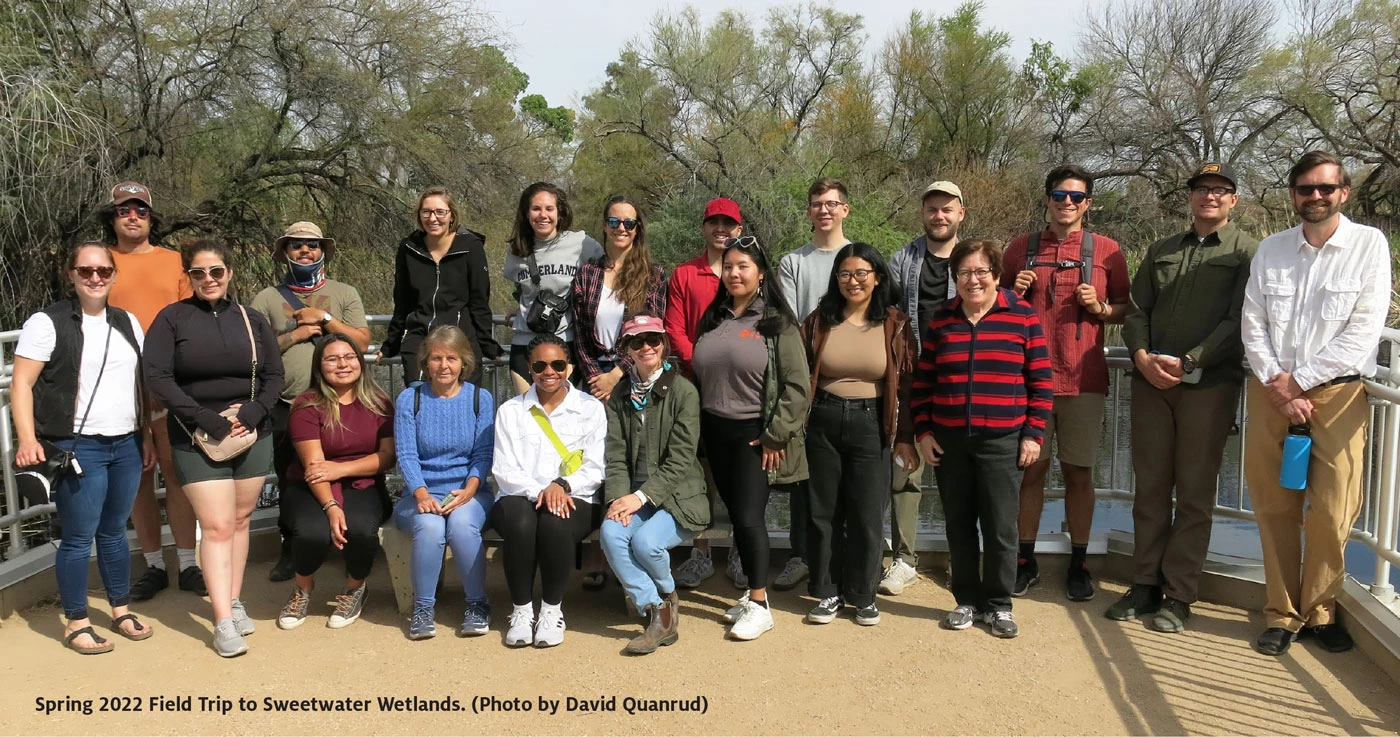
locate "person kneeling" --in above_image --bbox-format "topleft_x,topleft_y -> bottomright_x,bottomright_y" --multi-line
278,334 -> 395,630
600,315 -> 710,654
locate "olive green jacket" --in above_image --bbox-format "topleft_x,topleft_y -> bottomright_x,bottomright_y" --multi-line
604,365 -> 711,531
760,320 -> 812,485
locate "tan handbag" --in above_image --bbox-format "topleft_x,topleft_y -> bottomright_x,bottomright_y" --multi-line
178,306 -> 260,461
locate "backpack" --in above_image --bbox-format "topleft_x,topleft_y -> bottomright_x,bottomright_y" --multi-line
1025,231 -> 1095,286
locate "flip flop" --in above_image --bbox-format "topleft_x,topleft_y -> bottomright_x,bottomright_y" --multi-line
582,570 -> 608,592
65,626 -> 114,655
112,613 -> 153,641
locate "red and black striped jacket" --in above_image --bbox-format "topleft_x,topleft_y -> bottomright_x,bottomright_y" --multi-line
911,288 -> 1053,442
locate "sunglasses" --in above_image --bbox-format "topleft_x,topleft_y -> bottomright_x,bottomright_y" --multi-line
187,265 -> 228,281
1291,184 -> 1341,197
73,265 -> 116,280
287,239 -> 323,250
1049,190 -> 1088,204
531,359 -> 568,374
116,204 -> 150,219
605,217 -> 639,231
724,235 -> 761,250
622,333 -> 664,351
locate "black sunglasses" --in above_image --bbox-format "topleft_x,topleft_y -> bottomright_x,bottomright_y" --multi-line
530,359 -> 568,374
605,217 -> 639,231
622,333 -> 664,351
1292,184 -> 1341,197
1049,190 -> 1088,204
74,265 -> 116,280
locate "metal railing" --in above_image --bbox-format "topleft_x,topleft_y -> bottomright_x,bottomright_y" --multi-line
2,316 -> 1398,605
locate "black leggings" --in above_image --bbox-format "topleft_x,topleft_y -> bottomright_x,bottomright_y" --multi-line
283,483 -> 387,581
700,412 -> 773,590
489,495 -> 599,606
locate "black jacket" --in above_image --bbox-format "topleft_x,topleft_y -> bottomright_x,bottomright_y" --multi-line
382,227 -> 501,364
32,298 -> 145,440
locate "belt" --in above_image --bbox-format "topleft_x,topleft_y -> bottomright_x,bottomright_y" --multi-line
814,390 -> 880,409
1323,374 -> 1361,387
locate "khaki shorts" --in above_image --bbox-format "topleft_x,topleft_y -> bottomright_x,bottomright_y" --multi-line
1037,393 -> 1106,468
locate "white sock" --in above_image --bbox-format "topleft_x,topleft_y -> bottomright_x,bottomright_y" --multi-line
144,551 -> 164,570
540,602 -> 562,618
176,548 -> 197,570
513,603 -> 534,620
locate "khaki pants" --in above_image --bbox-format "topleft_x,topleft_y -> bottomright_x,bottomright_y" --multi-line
890,459 -> 922,567
1130,376 -> 1240,603
1244,379 -> 1368,631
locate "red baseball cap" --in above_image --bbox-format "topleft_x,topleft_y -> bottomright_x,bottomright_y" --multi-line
702,197 -> 742,224
619,314 -> 665,340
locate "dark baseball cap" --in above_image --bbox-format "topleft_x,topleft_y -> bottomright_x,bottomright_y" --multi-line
110,181 -> 153,207
1187,163 -> 1239,190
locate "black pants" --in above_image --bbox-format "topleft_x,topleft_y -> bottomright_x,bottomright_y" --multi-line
489,495 -> 599,606
282,482 -> 387,581
932,430 -> 1020,613
700,412 -> 773,590
272,402 -> 296,541
805,395 -> 890,607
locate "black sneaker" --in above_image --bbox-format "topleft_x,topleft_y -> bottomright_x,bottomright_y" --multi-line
130,566 -> 169,601
179,565 -> 208,596
1300,623 -> 1354,653
806,596 -> 843,624
1255,627 -> 1296,656
1012,559 -> 1039,597
1066,564 -> 1095,602
854,603 -> 881,626
268,539 -> 295,582
1104,584 -> 1162,620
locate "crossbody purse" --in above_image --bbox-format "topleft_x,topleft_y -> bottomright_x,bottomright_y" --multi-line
177,306 -> 260,461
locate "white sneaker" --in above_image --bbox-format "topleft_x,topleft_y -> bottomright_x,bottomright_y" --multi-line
878,559 -> 918,596
505,607 -> 534,648
674,549 -> 715,589
534,607 -> 566,648
772,557 -> 809,591
723,591 -> 751,623
726,548 -> 748,589
728,599 -> 774,641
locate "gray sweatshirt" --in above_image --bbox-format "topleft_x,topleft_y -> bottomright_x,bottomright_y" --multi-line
504,230 -> 604,344
778,240 -> 849,320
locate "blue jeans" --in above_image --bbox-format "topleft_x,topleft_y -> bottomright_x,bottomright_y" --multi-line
393,491 -> 494,607
601,505 -> 692,610
53,433 -> 143,620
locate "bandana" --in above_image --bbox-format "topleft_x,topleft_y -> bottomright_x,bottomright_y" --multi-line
629,363 -> 668,410
285,256 -> 326,292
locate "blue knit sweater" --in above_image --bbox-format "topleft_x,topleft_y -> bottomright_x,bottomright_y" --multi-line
394,382 -> 495,499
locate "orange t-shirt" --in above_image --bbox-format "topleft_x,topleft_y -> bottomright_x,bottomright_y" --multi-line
109,246 -> 191,330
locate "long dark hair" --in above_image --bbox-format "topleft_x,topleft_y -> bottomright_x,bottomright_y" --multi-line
815,242 -> 895,325
509,182 -> 573,258
696,237 -> 798,339
601,195 -> 658,313
96,203 -> 166,245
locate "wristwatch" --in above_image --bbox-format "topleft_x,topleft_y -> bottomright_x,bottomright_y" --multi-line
1181,355 -> 1198,374
553,477 -> 572,495
320,312 -> 333,325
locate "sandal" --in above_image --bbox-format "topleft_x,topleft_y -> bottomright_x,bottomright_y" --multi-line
64,626 -> 114,655
112,613 -> 153,641
582,570 -> 609,592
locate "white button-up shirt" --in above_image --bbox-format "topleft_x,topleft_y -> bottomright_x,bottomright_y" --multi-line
492,382 -> 607,503
1241,215 -> 1391,390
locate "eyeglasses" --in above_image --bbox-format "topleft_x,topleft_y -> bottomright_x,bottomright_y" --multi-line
320,353 -> 359,366
808,200 -> 847,212
605,217 -> 639,231
187,265 -> 228,281
1049,190 -> 1088,204
955,268 -> 994,281
419,208 -> 451,220
724,235 -> 761,250
531,359 -> 568,374
837,269 -> 874,283
116,204 -> 150,219
622,334 -> 664,351
1291,184 -> 1341,197
1191,186 -> 1235,197
73,265 -> 116,280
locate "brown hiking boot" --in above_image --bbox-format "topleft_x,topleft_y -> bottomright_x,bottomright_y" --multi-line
625,599 -> 679,655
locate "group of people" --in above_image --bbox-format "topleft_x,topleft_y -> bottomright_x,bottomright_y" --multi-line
11,149 -> 1388,660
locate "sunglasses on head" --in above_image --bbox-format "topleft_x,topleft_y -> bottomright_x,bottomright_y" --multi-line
531,359 -> 568,374
622,333 -> 664,351
1049,190 -> 1088,204
605,217 -> 639,231
74,265 -> 116,280
724,235 -> 761,250
187,265 -> 228,281
1291,184 -> 1341,197
116,204 -> 150,219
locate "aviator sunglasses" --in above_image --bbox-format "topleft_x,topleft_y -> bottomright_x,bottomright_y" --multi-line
605,217 -> 639,231
531,359 -> 568,374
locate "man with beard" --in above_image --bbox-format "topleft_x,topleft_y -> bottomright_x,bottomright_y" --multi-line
1241,150 -> 1389,656
250,221 -> 371,581
882,180 -> 966,595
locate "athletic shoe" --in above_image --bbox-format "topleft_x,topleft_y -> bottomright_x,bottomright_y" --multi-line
130,566 -> 169,601
674,549 -> 715,589
276,587 -> 311,630
772,557 -> 809,591
728,600 -> 773,641
327,585 -> 367,629
878,560 -> 918,596
806,596 -> 842,624
505,608 -> 534,648
726,548 -> 748,589
460,601 -> 491,637
1066,564 -> 1095,602
178,565 -> 208,596
230,598 -> 255,636
942,604 -> 978,630
534,608 -> 565,648
855,603 -> 881,626
723,591 -> 751,623
408,605 -> 436,640
1012,559 -> 1039,597
984,609 -> 1020,638
212,619 -> 248,658
1149,597 -> 1190,633
1104,584 -> 1162,621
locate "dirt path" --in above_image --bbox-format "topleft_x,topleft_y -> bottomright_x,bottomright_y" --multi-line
3,555 -> 1398,736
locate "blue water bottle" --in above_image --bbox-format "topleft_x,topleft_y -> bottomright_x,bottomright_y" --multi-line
1280,424 -> 1312,490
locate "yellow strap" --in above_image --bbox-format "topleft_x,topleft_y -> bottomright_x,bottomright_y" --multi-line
530,406 -> 583,476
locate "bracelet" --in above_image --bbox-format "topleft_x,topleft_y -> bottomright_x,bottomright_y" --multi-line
321,499 -> 340,512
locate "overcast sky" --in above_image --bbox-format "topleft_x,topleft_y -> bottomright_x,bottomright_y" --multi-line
478,0 -> 1111,109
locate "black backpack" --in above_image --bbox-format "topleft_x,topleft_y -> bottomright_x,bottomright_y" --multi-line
1025,231 -> 1095,286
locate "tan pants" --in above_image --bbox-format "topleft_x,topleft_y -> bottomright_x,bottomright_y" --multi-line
1244,379 -> 1368,631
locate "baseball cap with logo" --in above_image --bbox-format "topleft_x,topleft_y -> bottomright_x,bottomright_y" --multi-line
921,180 -> 964,205
702,197 -> 743,224
110,181 -> 152,207
1187,163 -> 1239,190
273,221 -> 336,259
619,314 -> 666,341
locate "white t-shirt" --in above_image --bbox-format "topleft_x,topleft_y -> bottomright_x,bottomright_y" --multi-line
16,310 -> 144,436
594,284 -> 626,359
